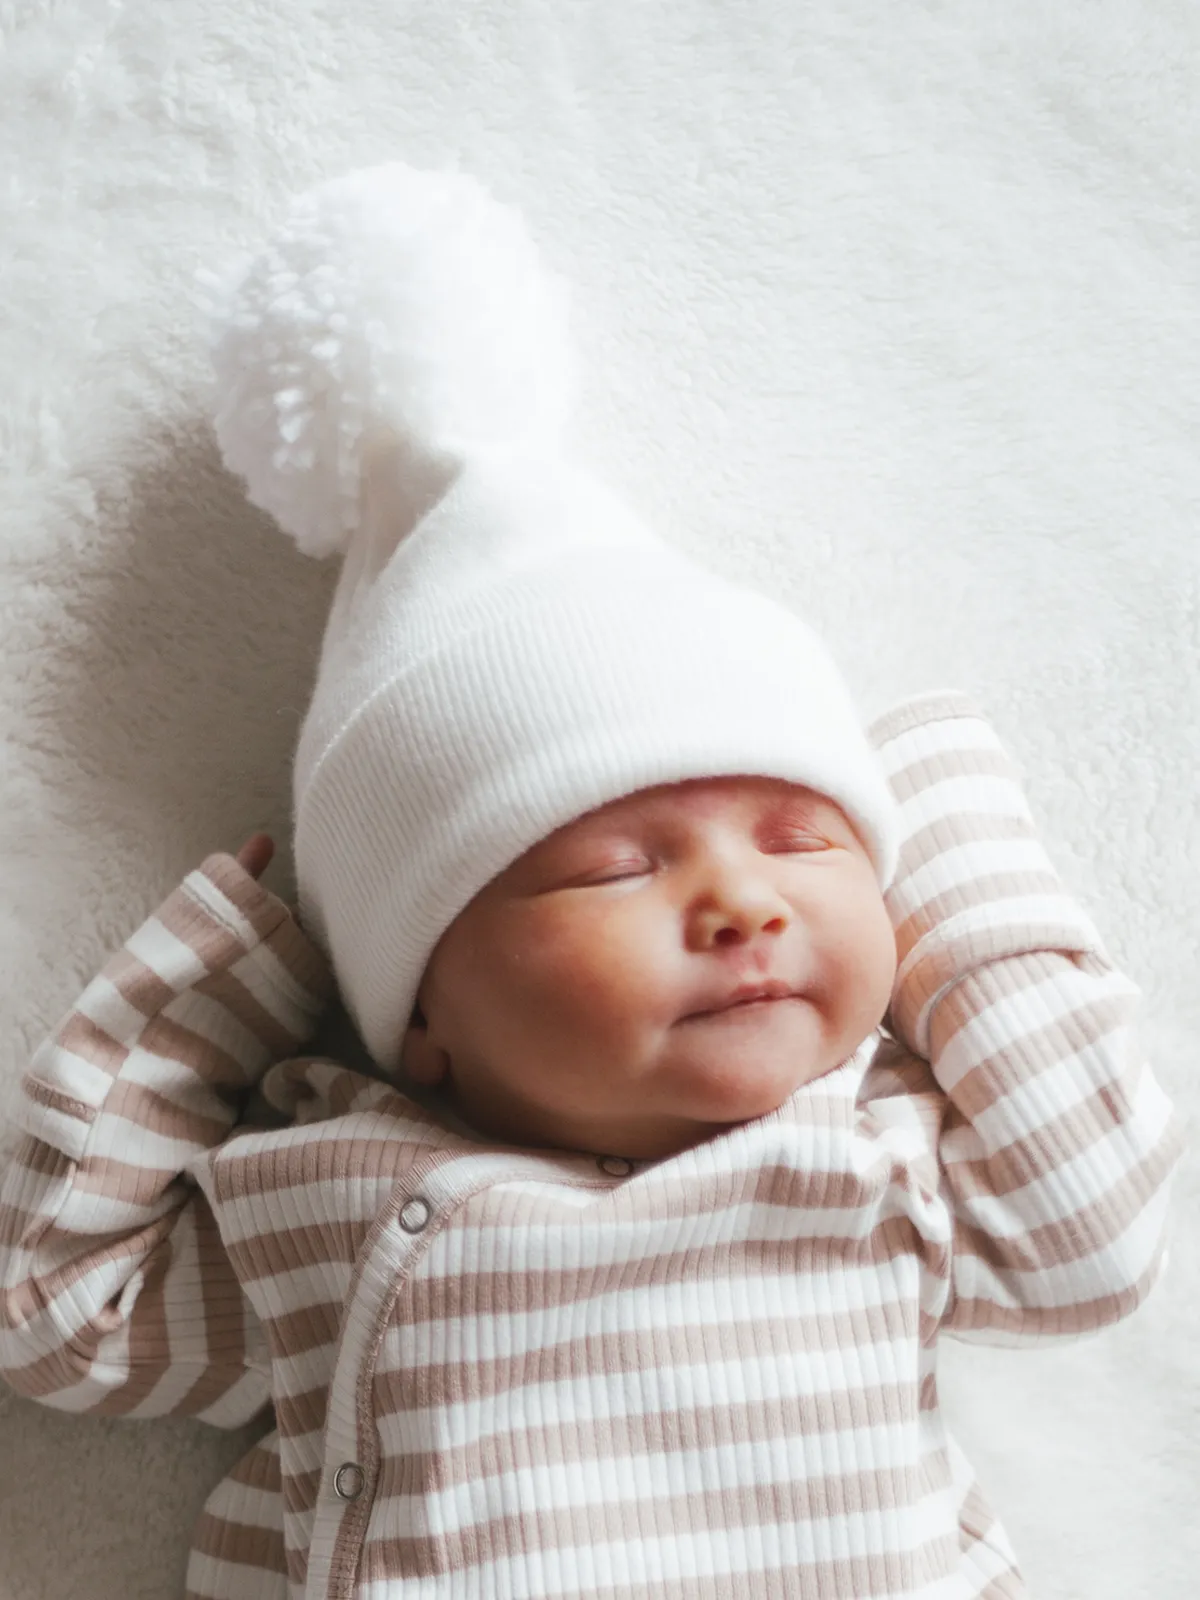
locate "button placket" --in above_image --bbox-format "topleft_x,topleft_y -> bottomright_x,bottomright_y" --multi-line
306,1177 -> 451,1600
325,1195 -> 432,1526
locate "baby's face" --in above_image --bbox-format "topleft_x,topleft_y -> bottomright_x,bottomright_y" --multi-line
401,775 -> 897,1161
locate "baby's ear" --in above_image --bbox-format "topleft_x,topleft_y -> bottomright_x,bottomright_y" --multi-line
400,1005 -> 449,1086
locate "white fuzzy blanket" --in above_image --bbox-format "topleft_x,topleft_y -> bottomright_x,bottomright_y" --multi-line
1,2 -> 1196,1595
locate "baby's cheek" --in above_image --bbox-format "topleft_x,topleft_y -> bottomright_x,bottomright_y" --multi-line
853,897 -> 899,1028
807,886 -> 893,1035
543,908 -> 665,1031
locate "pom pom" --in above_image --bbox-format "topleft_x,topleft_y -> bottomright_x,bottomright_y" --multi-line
203,162 -> 574,558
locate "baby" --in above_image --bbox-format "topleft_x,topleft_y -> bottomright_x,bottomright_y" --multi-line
0,162 -> 1184,1600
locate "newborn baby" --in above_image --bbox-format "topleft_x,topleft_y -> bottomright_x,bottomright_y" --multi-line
399,775 -> 896,1159
0,161 -> 1182,1600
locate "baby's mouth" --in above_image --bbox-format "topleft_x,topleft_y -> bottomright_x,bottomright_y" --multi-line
681,979 -> 796,1020
681,995 -> 799,1022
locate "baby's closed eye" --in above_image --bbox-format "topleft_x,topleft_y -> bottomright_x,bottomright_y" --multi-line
560,837 -> 835,889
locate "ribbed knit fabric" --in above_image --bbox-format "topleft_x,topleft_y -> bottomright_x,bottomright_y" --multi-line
0,692 -> 1184,1600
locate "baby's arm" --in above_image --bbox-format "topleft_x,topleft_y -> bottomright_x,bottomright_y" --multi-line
0,853 -> 334,1420
869,692 -> 1185,1343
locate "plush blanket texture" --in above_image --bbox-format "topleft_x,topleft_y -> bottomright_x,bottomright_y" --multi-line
0,2 -> 1196,1596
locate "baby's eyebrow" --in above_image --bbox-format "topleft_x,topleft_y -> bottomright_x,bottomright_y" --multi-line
582,787 -> 825,838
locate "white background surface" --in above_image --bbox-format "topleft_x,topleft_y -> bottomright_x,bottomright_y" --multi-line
1,2 -> 1197,1595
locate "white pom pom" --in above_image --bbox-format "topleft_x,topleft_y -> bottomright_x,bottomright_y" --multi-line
205,163 -> 574,558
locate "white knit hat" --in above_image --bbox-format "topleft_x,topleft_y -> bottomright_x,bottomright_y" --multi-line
207,161 -> 901,1076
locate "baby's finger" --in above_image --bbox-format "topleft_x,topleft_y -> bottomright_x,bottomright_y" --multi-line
235,833 -> 275,880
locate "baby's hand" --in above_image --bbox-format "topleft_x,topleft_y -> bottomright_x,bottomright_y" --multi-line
234,833 -> 275,881
232,834 -> 310,940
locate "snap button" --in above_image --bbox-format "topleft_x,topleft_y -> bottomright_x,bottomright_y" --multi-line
333,1462 -> 365,1501
598,1156 -> 632,1177
398,1196 -> 431,1233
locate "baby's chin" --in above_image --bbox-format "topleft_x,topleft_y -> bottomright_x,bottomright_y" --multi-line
659,1008 -> 836,1123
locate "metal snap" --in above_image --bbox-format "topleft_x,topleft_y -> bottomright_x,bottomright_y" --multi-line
333,1461 -> 365,1501
598,1156 -> 632,1177
398,1196 -> 431,1233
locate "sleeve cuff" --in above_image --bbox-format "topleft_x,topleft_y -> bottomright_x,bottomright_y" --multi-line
890,901 -> 1107,1059
187,853 -> 336,1009
867,690 -> 989,749
869,690 -> 1110,1060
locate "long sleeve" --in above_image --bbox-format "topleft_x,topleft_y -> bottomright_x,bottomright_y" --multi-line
868,691 -> 1186,1344
0,853 -> 335,1421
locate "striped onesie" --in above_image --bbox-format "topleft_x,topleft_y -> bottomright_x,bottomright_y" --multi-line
0,691 -> 1184,1598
